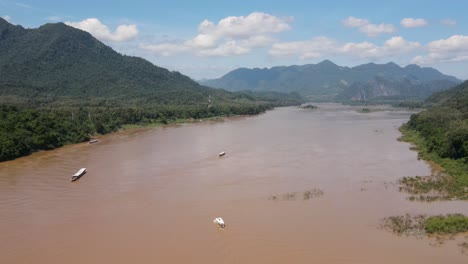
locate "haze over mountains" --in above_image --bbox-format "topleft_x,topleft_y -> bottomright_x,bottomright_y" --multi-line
201,60 -> 461,101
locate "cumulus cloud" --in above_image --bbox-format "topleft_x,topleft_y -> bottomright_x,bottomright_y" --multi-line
342,16 -> 369,28
412,35 -> 468,64
270,36 -> 420,60
400,18 -> 428,28
359,23 -> 397,37
440,18 -> 456,27
141,12 -> 292,57
342,16 -> 396,37
140,43 -> 189,57
197,41 -> 250,56
383,36 -> 421,52
269,37 -> 339,59
341,36 -> 421,59
65,18 -> 138,42
200,12 -> 292,38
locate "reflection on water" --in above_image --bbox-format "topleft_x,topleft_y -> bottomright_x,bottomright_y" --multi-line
0,104 -> 466,263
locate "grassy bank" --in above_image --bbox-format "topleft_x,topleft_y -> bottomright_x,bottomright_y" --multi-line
398,125 -> 468,200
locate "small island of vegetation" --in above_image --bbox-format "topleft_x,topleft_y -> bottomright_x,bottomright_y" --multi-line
300,104 -> 318,109
382,214 -> 468,236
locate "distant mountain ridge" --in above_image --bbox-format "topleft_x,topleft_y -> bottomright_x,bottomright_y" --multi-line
201,60 -> 461,101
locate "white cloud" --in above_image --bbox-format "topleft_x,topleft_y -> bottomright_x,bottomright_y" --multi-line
140,43 -> 189,57
1,15 -> 11,22
269,36 -> 338,59
186,34 -> 218,49
342,36 -> 420,59
411,35 -> 468,64
240,35 -> 275,48
203,12 -> 292,38
400,18 -> 428,28
441,18 -> 456,27
197,41 -> 250,56
270,36 -> 420,60
141,12 -> 292,57
359,23 -> 397,37
340,41 -> 380,58
342,16 -> 369,27
65,18 -> 138,42
342,16 -> 396,37
383,36 -> 421,53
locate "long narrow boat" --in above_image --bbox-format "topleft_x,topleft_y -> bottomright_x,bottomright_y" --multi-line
70,168 -> 86,182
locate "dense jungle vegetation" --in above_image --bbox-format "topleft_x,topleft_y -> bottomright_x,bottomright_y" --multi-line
400,81 -> 468,199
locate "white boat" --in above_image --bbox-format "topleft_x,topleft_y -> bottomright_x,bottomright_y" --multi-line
213,217 -> 225,228
218,151 -> 226,157
70,168 -> 86,182
89,139 -> 98,144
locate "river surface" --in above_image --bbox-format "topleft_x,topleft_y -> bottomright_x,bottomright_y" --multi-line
0,104 -> 467,264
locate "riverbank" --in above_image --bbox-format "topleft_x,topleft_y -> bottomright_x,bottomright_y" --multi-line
120,114 -> 248,130
398,125 -> 468,200
0,104 -> 273,162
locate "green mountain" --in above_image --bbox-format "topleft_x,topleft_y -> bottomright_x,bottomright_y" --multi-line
425,80 -> 468,113
201,60 -> 461,101
0,18 -> 271,106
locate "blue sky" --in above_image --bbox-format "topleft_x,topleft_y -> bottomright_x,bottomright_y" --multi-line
2,0 -> 468,80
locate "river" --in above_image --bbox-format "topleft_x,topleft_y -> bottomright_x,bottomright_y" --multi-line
0,104 -> 466,263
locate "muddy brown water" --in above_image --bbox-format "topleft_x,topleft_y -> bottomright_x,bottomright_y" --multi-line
1,104 -> 467,263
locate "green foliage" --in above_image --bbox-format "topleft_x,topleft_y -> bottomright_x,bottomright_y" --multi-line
382,214 -> 468,235
399,81 -> 468,199
424,214 -> 468,234
0,105 -> 91,161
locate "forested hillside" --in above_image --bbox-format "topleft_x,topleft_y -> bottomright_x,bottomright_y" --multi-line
401,81 -> 468,199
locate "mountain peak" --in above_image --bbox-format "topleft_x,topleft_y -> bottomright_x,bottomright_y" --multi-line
385,62 -> 401,68
315,59 -> 339,70
0,19 -> 203,100
0,17 -> 16,30
317,59 -> 337,66
0,17 -> 8,24
405,64 -> 421,70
